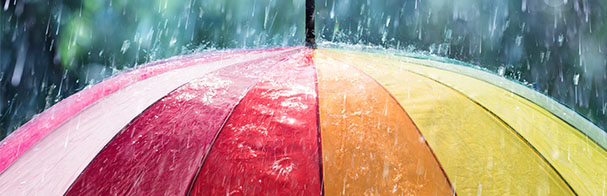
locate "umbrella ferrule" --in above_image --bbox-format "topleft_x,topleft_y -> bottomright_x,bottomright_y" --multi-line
305,0 -> 316,48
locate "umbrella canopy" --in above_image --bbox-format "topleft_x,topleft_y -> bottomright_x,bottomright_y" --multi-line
0,46 -> 605,195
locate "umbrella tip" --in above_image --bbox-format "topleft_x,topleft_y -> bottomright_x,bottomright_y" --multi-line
305,0 -> 316,48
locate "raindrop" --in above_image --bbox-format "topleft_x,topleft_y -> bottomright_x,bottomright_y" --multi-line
45,17 -> 51,35
573,73 -> 580,85
264,6 -> 269,29
490,7 -> 498,37
444,29 -> 452,41
169,37 -> 177,47
55,7 -> 63,35
498,66 -> 506,76
11,41 -> 28,87
540,52 -> 545,63
329,0 -> 335,19
515,35 -> 522,46
574,73 -> 580,104
3,0 -> 8,11
418,23 -> 422,40
121,40 -> 131,54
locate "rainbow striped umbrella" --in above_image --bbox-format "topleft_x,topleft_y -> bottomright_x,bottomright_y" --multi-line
0,47 -> 605,195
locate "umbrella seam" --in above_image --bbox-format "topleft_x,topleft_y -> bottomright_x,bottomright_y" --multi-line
2,52 -> 233,177
397,67 -> 579,196
335,56 -> 458,196
310,49 -> 325,196
0,47 -> 292,175
395,55 -> 607,152
184,48 -> 303,195
60,48 -> 298,196
327,47 -> 606,151
62,73 -> 194,196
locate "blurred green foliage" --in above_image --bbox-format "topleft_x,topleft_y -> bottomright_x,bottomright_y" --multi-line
0,0 -> 606,136
57,0 -> 304,70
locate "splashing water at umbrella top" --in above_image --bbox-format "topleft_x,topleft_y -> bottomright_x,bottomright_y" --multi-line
1,0 -> 606,195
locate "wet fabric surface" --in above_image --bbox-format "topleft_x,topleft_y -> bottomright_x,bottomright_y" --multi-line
191,49 -> 322,195
64,50 -> 293,195
315,51 -> 453,195
388,53 -> 607,149
1,47 -> 604,195
0,50 -> 237,173
0,49 -> 294,196
318,49 -> 575,195
0,48 -> 289,174
320,48 -> 607,196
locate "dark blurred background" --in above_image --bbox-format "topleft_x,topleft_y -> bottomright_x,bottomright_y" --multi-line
1,0 -> 605,138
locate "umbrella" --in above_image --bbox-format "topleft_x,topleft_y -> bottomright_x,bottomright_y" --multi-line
1,2 -> 606,195
0,46 -> 605,195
